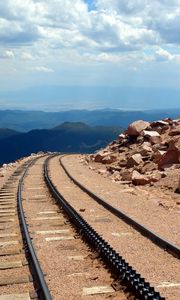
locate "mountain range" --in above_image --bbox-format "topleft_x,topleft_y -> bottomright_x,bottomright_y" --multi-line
0,122 -> 122,164
0,108 -> 180,132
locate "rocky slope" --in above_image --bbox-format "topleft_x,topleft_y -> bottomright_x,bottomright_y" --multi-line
88,118 -> 180,197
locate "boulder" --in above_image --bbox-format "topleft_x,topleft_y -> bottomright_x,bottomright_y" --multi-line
94,151 -> 111,162
142,130 -> 160,138
151,120 -> 169,127
141,130 -> 162,144
126,120 -> 150,136
132,171 -> 150,185
149,135 -> 162,145
139,143 -> 152,156
158,137 -> 180,168
141,162 -> 157,173
162,118 -> 173,124
169,125 -> 180,136
153,150 -> 166,163
127,153 -> 143,168
101,155 -> 117,164
150,121 -> 169,133
132,170 -> 161,185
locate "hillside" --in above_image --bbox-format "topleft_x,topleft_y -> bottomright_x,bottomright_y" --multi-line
0,122 -> 122,164
0,128 -> 19,140
86,117 -> 180,208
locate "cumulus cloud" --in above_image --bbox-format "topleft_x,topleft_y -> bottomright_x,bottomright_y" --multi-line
95,0 -> 146,14
0,18 -> 40,45
0,0 -> 179,67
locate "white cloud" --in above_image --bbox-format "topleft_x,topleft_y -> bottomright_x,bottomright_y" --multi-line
155,47 -> 173,61
0,50 -> 14,59
32,66 -> 54,72
0,0 -> 180,87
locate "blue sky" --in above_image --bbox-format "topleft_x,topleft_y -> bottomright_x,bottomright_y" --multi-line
0,0 -> 180,111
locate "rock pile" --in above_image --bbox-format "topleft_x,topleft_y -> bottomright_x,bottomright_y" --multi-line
90,118 -> 180,187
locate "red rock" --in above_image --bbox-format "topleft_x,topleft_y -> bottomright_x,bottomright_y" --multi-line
169,124 -> 180,136
162,118 -> 173,124
94,151 -> 111,162
148,171 -> 161,182
139,143 -> 152,156
158,137 -> 180,168
127,154 -> 143,168
153,150 -> 166,163
142,130 -> 160,138
126,120 -> 150,136
175,176 -> 180,194
149,135 -> 162,145
132,171 -> 150,185
142,162 -> 157,173
132,170 -> 161,185
119,159 -> 127,167
120,169 -> 132,181
101,155 -> 117,164
151,120 -> 169,127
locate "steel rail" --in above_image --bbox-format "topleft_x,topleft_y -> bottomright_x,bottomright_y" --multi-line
17,158 -> 52,300
44,155 -> 165,300
60,156 -> 180,259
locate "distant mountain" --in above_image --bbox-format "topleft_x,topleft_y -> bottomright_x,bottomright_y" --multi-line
0,108 -> 180,132
0,122 -> 122,164
0,128 -> 19,140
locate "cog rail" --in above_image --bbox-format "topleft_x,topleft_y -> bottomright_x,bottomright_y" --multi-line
60,156 -> 180,259
44,155 -> 165,300
18,158 -> 52,300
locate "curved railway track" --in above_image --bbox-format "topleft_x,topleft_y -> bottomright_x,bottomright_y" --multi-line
1,154 -> 179,299
18,158 -> 52,300
0,157 -> 52,300
44,155 -> 165,300
59,155 -> 180,259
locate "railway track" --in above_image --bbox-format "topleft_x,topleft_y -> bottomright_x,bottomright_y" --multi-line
0,154 -> 179,299
59,155 -> 180,259
21,156 -> 128,299
0,157 -> 51,300
49,154 -> 180,300
45,155 -> 166,299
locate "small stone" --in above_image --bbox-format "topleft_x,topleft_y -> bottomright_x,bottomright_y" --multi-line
120,169 -> 132,181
